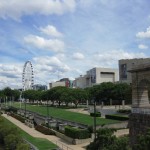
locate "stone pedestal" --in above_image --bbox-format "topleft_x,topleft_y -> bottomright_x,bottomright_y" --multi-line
122,100 -> 125,109
129,111 -> 150,145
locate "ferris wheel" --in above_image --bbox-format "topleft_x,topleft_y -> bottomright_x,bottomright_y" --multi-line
22,61 -> 34,91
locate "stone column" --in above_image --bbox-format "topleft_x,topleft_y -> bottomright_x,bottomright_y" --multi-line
101,101 -> 104,109
86,100 -> 89,108
122,100 -> 125,109
110,99 -> 112,106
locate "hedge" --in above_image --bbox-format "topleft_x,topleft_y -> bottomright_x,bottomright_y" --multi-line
105,114 -> 129,121
117,109 -> 131,114
90,112 -> 101,117
65,126 -> 90,139
35,125 -> 55,135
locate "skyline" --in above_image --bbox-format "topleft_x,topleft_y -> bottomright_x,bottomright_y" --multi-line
0,0 -> 150,89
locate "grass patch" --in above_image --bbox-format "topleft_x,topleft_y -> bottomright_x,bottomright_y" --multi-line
2,116 -> 57,150
13,102 -> 120,126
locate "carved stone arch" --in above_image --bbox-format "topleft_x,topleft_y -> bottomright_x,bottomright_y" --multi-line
129,67 -> 150,108
128,63 -> 150,146
138,78 -> 150,87
136,78 -> 150,107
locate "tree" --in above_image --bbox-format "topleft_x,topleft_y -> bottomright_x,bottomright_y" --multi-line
87,128 -> 116,150
60,88 -> 73,107
23,90 -> 40,103
72,88 -> 87,108
16,143 -> 30,150
107,136 -> 130,150
12,89 -> 20,101
86,128 -> 130,150
91,82 -> 115,104
133,130 -> 150,150
112,83 -> 132,104
4,134 -> 21,150
3,87 -> 13,97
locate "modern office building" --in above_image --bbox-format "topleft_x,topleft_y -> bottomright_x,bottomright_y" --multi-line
49,78 -> 73,89
74,67 -> 119,88
33,84 -> 47,90
119,58 -> 150,84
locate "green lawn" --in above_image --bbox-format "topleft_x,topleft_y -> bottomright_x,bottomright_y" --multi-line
2,116 -> 57,150
13,102 -> 120,126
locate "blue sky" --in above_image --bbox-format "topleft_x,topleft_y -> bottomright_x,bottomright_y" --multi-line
0,0 -> 150,89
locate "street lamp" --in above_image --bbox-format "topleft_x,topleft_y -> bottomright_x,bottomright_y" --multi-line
93,97 -> 96,140
47,98 -> 50,128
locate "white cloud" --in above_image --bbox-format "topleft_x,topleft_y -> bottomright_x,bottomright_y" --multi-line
0,63 -> 23,89
93,49 -> 146,67
72,52 -> 85,60
39,25 -> 63,37
33,56 -> 70,73
0,0 -> 76,20
138,44 -> 148,50
24,35 -> 65,52
136,26 -> 150,38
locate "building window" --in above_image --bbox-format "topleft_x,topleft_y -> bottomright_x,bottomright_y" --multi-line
120,64 -> 127,79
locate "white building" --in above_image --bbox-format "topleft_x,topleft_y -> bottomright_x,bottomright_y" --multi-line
74,67 -> 119,88
119,58 -> 150,84
49,81 -> 66,89
33,84 -> 47,90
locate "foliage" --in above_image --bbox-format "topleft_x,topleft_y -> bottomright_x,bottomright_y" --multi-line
2,116 -> 57,150
105,114 -> 129,121
132,130 -> 150,150
90,112 -> 101,117
35,125 -> 55,135
89,82 -> 132,105
0,115 -> 29,150
23,89 -> 42,101
87,128 -> 130,150
10,113 -> 26,123
106,136 -> 130,150
3,87 -> 13,97
65,126 -> 90,139
87,128 -> 116,150
16,143 -> 30,150
0,82 -> 132,107
117,109 -> 131,114
4,134 -> 22,150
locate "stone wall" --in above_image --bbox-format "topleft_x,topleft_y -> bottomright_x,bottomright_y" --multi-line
129,113 -> 150,145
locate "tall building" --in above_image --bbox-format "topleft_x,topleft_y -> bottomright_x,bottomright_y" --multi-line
74,67 -> 119,88
49,78 -> 73,89
33,84 -> 47,90
119,58 -> 150,84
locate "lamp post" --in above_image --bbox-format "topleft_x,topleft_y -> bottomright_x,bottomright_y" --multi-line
93,97 -> 96,140
47,98 -> 50,128
23,92 -> 26,118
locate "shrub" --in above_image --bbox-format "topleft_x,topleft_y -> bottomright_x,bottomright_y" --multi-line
117,109 -> 131,114
10,113 -> 25,123
87,126 -> 93,133
35,125 -> 55,135
65,126 -> 90,139
16,143 -> 30,150
90,112 -> 101,117
4,134 -> 21,150
105,114 -> 129,121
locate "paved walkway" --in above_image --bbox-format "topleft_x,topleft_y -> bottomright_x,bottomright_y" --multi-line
115,129 -> 129,137
2,114 -> 89,150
